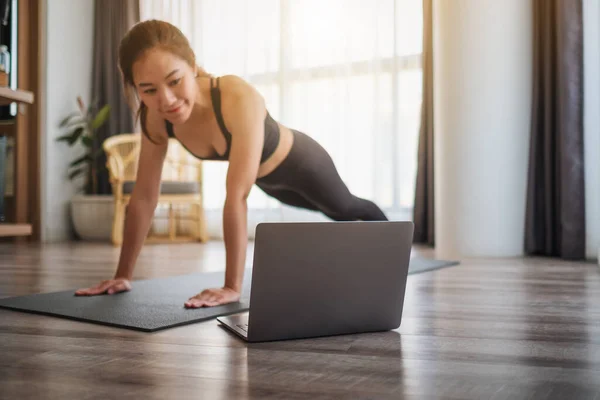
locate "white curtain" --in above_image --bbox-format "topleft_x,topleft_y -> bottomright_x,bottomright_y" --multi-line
140,0 -> 423,239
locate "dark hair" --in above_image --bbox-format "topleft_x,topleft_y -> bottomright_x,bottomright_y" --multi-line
118,19 -> 211,142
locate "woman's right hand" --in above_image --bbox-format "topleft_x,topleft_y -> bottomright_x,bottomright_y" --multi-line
75,278 -> 132,296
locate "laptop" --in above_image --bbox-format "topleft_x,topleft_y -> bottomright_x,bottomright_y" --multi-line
217,220 -> 414,343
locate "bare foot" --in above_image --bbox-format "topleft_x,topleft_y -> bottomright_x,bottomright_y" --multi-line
184,287 -> 240,308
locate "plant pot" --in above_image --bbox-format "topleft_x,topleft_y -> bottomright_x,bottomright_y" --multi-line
70,194 -> 113,241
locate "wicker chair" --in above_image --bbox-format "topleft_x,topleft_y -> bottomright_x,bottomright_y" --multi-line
103,133 -> 209,246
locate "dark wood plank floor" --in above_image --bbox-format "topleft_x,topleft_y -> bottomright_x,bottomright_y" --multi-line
1,241 -> 600,400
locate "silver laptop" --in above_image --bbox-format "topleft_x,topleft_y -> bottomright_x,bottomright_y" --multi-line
217,221 -> 414,343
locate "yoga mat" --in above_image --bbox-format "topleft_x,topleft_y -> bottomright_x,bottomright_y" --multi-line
0,270 -> 252,332
0,258 -> 458,332
408,257 -> 460,275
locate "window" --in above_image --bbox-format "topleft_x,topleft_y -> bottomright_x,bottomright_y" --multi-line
141,0 -> 422,232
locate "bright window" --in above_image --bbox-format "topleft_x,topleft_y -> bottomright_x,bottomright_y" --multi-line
141,0 -> 422,221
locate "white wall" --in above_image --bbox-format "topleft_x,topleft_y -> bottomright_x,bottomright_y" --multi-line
42,0 -> 94,242
584,0 -> 600,261
433,0 -> 532,259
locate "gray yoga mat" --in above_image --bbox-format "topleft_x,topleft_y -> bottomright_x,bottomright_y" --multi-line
0,258 -> 458,332
0,270 -> 253,332
408,257 -> 459,275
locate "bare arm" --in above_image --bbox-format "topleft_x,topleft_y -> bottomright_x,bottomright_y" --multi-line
184,76 -> 265,307
114,129 -> 168,279
75,111 -> 167,296
222,76 -> 266,292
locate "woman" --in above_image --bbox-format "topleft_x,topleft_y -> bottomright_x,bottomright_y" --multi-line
76,20 -> 388,308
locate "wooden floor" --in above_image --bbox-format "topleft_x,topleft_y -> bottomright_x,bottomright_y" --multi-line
1,241 -> 600,400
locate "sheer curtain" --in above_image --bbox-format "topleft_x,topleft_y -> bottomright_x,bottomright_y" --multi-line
140,0 -> 423,239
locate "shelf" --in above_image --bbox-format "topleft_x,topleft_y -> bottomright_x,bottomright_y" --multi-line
0,87 -> 34,106
0,223 -> 33,237
0,121 -> 16,137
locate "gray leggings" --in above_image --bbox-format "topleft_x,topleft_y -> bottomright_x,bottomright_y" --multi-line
255,130 -> 388,221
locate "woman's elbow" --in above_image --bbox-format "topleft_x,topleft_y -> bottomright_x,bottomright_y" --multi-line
225,194 -> 248,208
130,189 -> 159,211
226,185 -> 252,202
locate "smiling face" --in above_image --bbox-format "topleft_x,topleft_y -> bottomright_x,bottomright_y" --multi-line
132,47 -> 199,124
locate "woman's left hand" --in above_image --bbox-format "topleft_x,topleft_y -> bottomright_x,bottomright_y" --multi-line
184,287 -> 241,308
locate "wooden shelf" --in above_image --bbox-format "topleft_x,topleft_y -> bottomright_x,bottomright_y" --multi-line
0,120 -> 16,137
0,1 -> 43,242
0,223 -> 32,237
0,87 -> 34,106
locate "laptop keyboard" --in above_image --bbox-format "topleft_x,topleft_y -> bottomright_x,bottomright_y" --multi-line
236,324 -> 248,332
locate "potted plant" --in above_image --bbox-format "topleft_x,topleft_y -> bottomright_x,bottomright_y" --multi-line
57,96 -> 113,240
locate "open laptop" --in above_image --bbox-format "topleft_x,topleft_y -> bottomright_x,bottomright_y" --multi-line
217,221 -> 414,342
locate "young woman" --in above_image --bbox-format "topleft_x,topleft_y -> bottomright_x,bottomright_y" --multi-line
75,20 -> 388,308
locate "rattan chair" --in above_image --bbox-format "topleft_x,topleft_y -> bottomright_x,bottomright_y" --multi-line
103,133 -> 209,246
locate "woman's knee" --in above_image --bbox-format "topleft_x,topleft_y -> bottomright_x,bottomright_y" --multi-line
317,198 -> 360,221
325,197 -> 388,221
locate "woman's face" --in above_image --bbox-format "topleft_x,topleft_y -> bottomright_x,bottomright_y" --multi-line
133,48 -> 198,124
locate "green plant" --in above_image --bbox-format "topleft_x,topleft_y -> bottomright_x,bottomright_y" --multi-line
57,96 -> 111,195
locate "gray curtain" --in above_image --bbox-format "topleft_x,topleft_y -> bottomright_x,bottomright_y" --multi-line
91,0 -> 140,195
412,0 -> 434,246
525,0 -> 585,259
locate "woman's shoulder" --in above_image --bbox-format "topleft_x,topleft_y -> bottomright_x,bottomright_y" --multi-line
218,74 -> 250,89
217,75 -> 265,111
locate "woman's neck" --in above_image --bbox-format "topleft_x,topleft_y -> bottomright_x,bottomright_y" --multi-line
191,77 -> 213,121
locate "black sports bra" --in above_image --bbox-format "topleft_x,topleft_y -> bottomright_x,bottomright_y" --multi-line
165,77 -> 280,163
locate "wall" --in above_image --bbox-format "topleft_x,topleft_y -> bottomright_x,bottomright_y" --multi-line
433,0 -> 532,258
41,0 -> 94,242
584,0 -> 600,261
